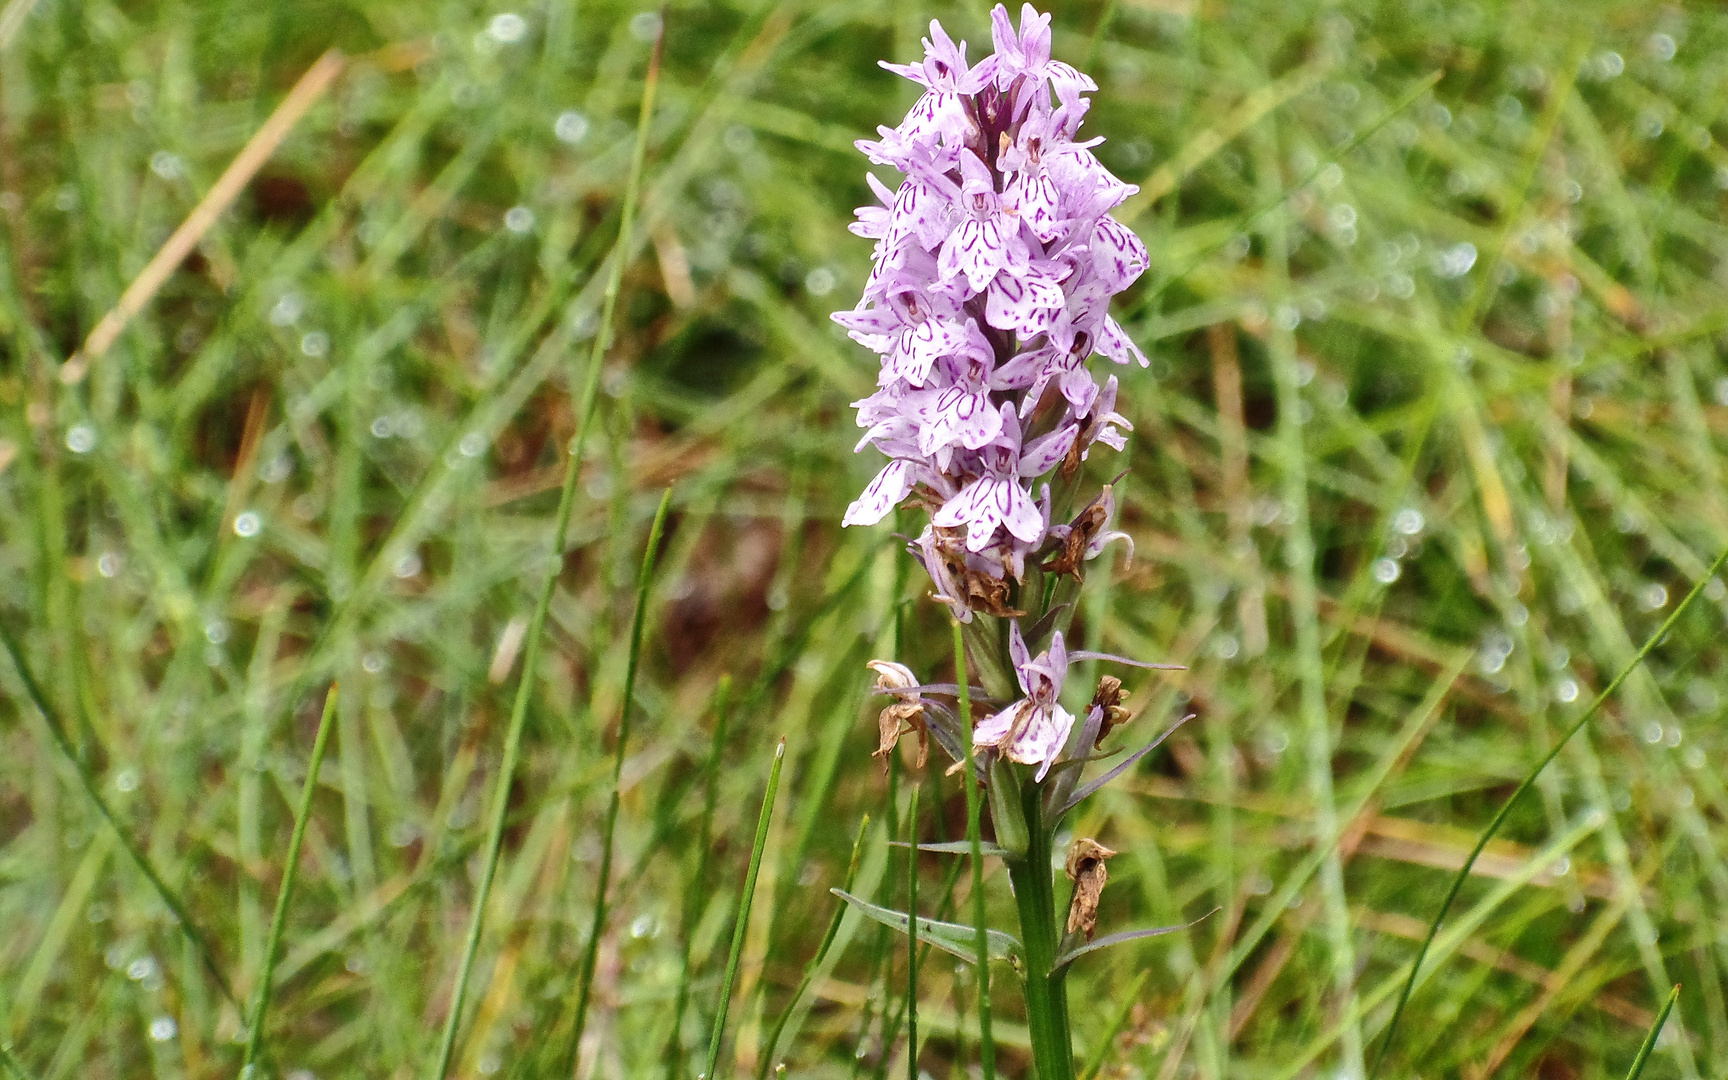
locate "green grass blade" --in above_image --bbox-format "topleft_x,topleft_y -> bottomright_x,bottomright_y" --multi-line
704,736 -> 788,1080
0,1041 -> 37,1080
666,674 -> 734,1080
425,22 -> 663,1080
567,484 -> 676,1063
758,815 -> 871,1079
954,618 -> 995,1080
1624,985 -> 1681,1080
1368,544 -> 1728,1080
1080,970 -> 1149,1080
1138,68 -> 1442,308
0,620 -> 239,1009
239,682 -> 338,1077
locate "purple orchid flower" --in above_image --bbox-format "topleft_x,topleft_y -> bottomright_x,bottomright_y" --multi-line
837,2 -> 1150,619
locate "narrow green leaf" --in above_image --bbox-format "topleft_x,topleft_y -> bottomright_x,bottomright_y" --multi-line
1368,543 -> 1728,1080
829,889 -> 1022,967
567,484 -> 675,1062
758,814 -> 871,1079
704,737 -> 788,1080
886,840 -> 1011,857
239,683 -> 339,1077
1623,985 -> 1681,1080
1052,909 -> 1219,972
428,21 -> 665,1080
0,620 -> 239,1010
665,675 -> 733,1080
0,1041 -> 38,1080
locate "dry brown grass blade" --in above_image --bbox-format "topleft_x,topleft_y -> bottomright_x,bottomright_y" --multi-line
60,48 -> 345,385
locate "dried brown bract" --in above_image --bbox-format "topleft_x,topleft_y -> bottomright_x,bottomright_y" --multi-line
1064,838 -> 1117,940
867,660 -> 928,769
930,526 -> 1026,617
1089,675 -> 1130,748
1044,492 -> 1115,582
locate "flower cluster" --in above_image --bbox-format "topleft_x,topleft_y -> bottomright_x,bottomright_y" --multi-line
836,4 -> 1147,622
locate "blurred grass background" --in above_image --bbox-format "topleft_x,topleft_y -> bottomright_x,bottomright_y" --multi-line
3,0 -> 1728,1077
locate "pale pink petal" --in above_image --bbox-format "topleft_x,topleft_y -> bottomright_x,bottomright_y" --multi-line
843,459 -> 913,527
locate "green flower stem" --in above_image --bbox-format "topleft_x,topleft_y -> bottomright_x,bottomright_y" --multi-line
1007,775 -> 1074,1080
960,615 -> 1016,703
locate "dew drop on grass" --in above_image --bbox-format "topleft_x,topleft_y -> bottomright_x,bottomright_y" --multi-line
269,293 -> 303,327
149,1016 -> 177,1042
1555,678 -> 1578,703
504,205 -> 534,233
487,12 -> 526,44
66,424 -> 96,453
459,432 -> 487,457
1371,557 -> 1400,584
97,552 -> 122,577
115,769 -> 140,793
234,511 -> 261,538
628,11 -> 661,41
554,110 -> 589,144
127,957 -> 157,982
301,330 -> 329,358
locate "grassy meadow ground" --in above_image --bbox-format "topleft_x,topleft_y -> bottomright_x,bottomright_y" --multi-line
5,0 -> 1728,1076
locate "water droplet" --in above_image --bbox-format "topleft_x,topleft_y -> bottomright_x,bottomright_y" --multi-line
554,110 -> 590,144
804,267 -> 836,296
300,330 -> 330,358
1371,557 -> 1401,584
66,424 -> 96,454
628,11 -> 661,41
148,1016 -> 177,1042
149,151 -> 184,180
269,293 -> 303,327
458,432 -> 487,458
362,651 -> 387,674
233,511 -> 261,538
127,956 -> 158,982
394,552 -> 422,579
504,205 -> 535,233
97,552 -> 122,578
1555,678 -> 1579,704
487,12 -> 526,44
115,769 -> 140,793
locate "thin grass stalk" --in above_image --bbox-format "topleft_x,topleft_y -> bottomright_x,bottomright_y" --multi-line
0,621 -> 239,1009
953,619 -> 995,1079
704,737 -> 788,1080
0,1041 -> 36,1080
666,675 -> 734,1080
1368,543 -> 1728,1080
1080,970 -> 1150,1080
567,485 -> 675,1063
1624,985 -> 1681,1080
425,29 -> 663,1079
1138,68 -> 1442,309
758,814 -> 871,1078
239,683 -> 338,1078
905,773 -> 920,1080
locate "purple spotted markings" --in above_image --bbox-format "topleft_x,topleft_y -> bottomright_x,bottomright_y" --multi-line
836,3 -> 1148,627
